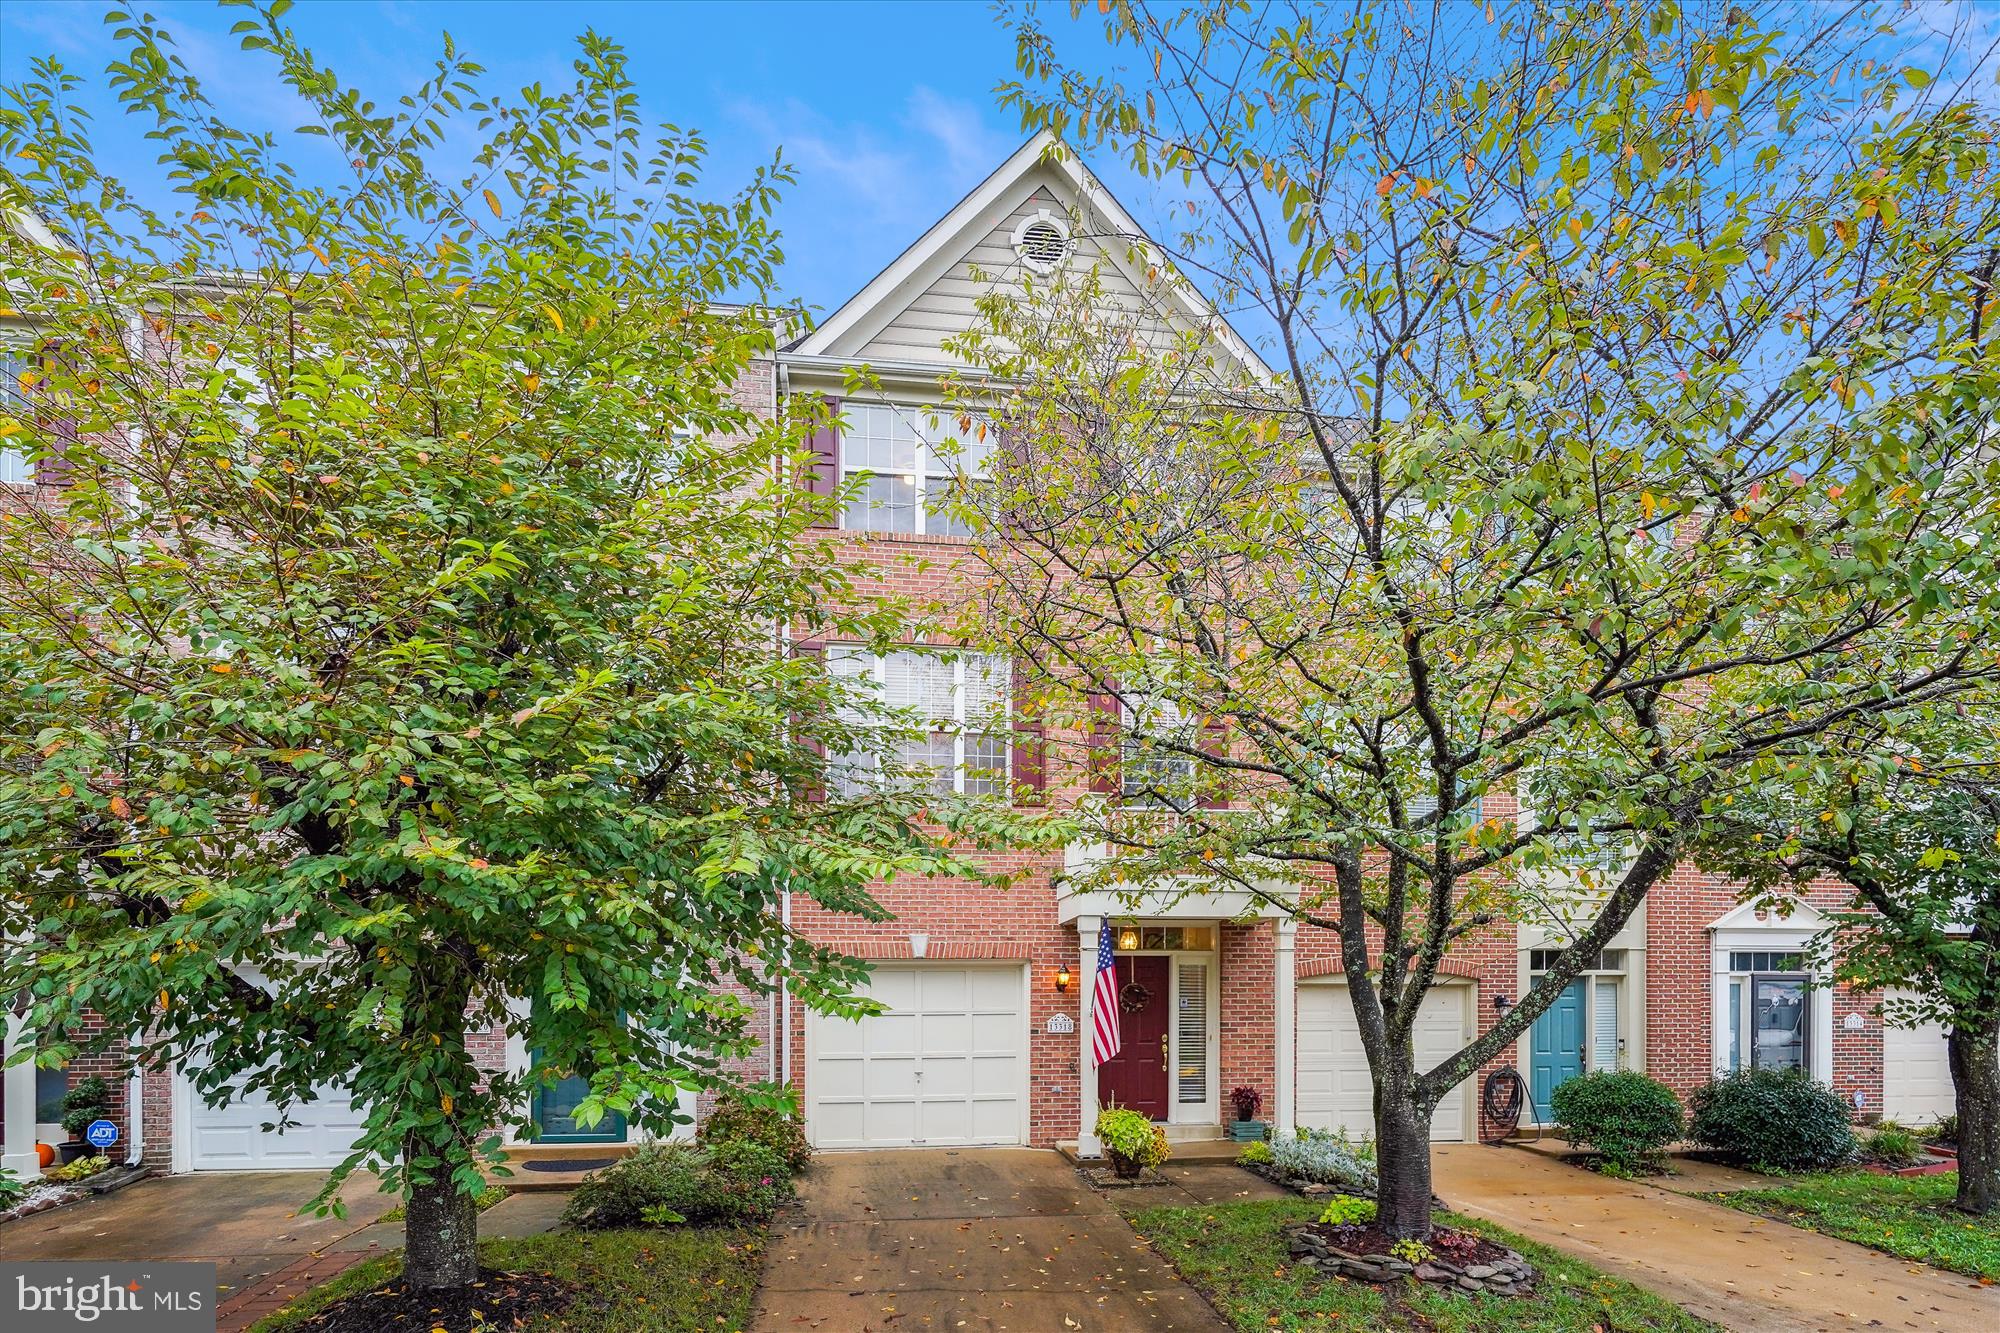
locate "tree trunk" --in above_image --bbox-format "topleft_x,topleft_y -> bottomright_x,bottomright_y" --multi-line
1374,1073 -> 1435,1240
402,1148 -> 480,1289
1949,1022 -> 2000,1216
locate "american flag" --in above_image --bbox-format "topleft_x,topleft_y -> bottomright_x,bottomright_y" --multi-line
1090,926 -> 1122,1066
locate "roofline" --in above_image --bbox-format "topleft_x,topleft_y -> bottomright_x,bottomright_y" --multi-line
794,130 -> 1275,382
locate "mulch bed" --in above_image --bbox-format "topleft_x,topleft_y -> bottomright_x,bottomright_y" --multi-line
287,1268 -> 576,1332
1285,1217 -> 1536,1295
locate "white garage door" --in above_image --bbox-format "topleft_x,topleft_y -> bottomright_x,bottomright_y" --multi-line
188,1076 -> 366,1171
1297,982 -> 1471,1142
805,964 -> 1026,1149
1882,989 -> 1953,1126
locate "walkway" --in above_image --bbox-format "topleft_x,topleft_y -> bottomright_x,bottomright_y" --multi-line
1433,1142 -> 2000,1332
751,1148 -> 1230,1332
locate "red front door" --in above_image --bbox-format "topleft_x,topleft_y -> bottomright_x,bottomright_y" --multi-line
1097,954 -> 1171,1119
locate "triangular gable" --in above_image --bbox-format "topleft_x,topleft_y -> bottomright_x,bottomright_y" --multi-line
1706,896 -> 1830,933
792,131 -> 1271,382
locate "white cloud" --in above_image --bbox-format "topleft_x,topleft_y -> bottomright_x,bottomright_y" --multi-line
905,85 -> 1014,185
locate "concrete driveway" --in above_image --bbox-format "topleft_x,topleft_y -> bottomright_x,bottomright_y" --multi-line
1434,1143 -> 2000,1332
752,1148 -> 1229,1332
0,1171 -> 395,1297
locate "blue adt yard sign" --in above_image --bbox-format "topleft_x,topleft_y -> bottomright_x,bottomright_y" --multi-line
85,1119 -> 119,1150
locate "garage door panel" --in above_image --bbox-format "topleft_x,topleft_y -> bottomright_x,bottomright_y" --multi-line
189,1079 -> 365,1171
1883,989 -> 1954,1125
1297,984 -> 1469,1143
807,964 -> 1026,1149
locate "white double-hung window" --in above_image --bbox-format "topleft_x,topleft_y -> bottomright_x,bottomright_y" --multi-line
1,342 -> 35,485
839,403 -> 992,536
827,648 -> 1010,797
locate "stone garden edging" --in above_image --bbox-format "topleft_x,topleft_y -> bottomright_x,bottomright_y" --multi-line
1282,1219 -> 1537,1296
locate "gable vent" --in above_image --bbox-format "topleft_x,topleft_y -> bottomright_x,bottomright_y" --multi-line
1013,212 -> 1072,272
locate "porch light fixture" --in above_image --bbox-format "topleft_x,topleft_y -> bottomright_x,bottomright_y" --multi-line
1055,965 -> 1072,992
1492,993 -> 1512,1014
1117,927 -> 1141,951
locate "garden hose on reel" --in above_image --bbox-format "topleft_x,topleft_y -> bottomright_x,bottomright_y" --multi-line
1480,1065 -> 1544,1144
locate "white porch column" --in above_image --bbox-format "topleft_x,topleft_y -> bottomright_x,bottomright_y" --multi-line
1272,918 -> 1297,1140
4,1009 -> 43,1178
1076,915 -> 1103,1157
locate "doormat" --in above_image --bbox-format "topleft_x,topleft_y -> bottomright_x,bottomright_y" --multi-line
521,1157 -> 618,1172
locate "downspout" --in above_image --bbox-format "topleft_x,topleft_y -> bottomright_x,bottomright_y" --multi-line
124,1065 -> 144,1168
775,348 -> 794,1090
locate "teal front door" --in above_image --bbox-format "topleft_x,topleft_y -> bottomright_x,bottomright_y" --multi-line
530,1064 -> 626,1143
1529,979 -> 1586,1120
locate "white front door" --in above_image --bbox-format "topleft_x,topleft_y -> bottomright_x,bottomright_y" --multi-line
1297,982 -> 1472,1142
804,964 -> 1027,1149
1882,989 -> 1954,1126
186,1074 -> 365,1170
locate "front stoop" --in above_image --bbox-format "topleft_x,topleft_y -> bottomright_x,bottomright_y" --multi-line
495,1142 -> 636,1192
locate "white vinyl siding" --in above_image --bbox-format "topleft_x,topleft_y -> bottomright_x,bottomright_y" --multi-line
854,184 -> 1178,367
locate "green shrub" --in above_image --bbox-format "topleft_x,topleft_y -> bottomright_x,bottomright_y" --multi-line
1318,1194 -> 1376,1226
1096,1108 -> 1170,1169
1549,1070 -> 1684,1174
1689,1068 -> 1857,1172
1270,1128 -> 1377,1193
58,1077 -> 115,1140
1929,1113 -> 1959,1145
701,1088 -> 811,1175
1864,1126 -> 1924,1167
562,1140 -> 792,1230
0,1167 -> 27,1208
1389,1238 -> 1434,1265
1237,1141 -> 1273,1167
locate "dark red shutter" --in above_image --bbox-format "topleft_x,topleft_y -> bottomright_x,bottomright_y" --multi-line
1086,685 -> 1121,795
794,639 -> 827,801
1010,659 -> 1045,805
805,396 -> 840,528
1197,713 -> 1230,809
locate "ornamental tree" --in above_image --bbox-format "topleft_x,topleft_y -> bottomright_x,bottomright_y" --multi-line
1695,706 -> 2000,1214
979,0 -> 2000,1237
0,7 -> 1009,1292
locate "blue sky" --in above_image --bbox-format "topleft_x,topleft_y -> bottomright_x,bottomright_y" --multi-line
0,0 -> 1104,319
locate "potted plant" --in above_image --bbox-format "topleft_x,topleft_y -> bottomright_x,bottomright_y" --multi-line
57,1077 -> 115,1166
1229,1085 -> 1268,1141
1095,1107 -> 1170,1180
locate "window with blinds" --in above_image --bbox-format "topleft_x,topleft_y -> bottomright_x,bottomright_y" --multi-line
826,648 -> 1009,797
1593,980 -> 1619,1071
1,344 -> 33,485
1176,962 -> 1208,1104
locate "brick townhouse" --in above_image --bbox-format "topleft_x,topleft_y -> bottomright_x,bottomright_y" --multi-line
0,133 -> 1953,1183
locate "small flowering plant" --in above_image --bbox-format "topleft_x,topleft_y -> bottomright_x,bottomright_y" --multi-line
1230,1086 -> 1264,1122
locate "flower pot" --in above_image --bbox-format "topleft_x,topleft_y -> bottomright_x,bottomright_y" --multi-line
1107,1150 -> 1145,1180
56,1140 -> 90,1165
1229,1120 -> 1269,1142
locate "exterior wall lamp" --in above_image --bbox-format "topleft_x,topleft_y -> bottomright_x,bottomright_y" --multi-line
1055,964 -> 1072,992
1117,927 -> 1141,951
1493,993 -> 1512,1015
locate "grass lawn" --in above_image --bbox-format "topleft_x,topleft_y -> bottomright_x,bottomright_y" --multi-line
1702,1170 -> 2000,1280
248,1227 -> 765,1332
1130,1197 -> 1719,1333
